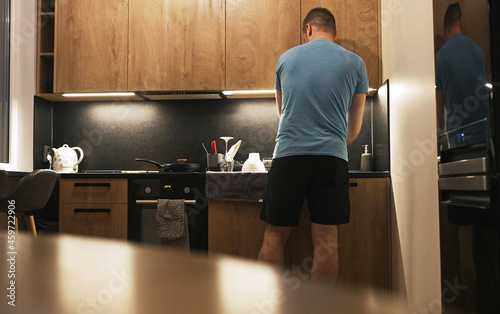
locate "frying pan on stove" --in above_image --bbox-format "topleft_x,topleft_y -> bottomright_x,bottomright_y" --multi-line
135,158 -> 200,172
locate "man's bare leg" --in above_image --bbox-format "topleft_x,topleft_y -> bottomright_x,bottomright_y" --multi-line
310,223 -> 339,282
258,223 -> 292,266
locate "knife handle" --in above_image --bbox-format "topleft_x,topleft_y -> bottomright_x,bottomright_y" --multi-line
211,141 -> 217,154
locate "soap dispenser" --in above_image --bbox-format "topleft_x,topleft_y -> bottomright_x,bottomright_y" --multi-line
360,145 -> 374,171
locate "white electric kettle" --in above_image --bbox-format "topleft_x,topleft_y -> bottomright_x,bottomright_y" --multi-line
51,144 -> 84,173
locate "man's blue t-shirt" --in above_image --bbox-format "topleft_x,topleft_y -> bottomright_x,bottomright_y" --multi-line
435,33 -> 489,131
273,39 -> 369,161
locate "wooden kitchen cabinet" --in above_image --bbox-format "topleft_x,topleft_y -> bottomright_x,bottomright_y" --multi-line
209,201 -> 272,259
36,0 -> 55,95
59,178 -> 128,240
209,177 -> 392,290
54,0 -> 128,93
37,0 -> 381,97
301,0 -> 382,91
339,178 -> 391,289
290,177 -> 392,289
226,0 -> 300,90
128,0 -> 225,91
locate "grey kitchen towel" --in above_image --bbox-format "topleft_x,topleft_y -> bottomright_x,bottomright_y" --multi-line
156,199 -> 190,253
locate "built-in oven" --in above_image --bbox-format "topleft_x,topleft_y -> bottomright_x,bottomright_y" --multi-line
127,173 -> 208,252
437,94 -> 500,313
438,118 -> 496,210
438,120 -> 500,313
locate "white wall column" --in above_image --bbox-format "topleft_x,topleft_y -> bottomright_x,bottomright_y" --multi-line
382,0 -> 441,312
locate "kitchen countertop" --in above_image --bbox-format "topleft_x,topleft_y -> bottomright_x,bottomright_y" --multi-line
60,170 -> 390,178
3,171 -> 29,177
57,171 -> 207,179
348,170 -> 390,178
206,170 -> 391,202
7,170 -> 390,179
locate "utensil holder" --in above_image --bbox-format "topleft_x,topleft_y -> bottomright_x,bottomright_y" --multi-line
207,153 -> 223,171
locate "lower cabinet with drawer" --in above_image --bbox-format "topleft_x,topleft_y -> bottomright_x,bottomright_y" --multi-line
59,178 -> 128,240
209,177 -> 392,290
290,177 -> 392,290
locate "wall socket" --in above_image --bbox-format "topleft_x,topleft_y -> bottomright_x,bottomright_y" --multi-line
43,145 -> 51,162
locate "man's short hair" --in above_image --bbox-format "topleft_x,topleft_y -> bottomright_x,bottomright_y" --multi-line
444,3 -> 461,30
303,8 -> 336,36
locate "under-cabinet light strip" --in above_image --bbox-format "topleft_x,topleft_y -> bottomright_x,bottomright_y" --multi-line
222,90 -> 275,96
62,92 -> 136,97
62,88 -> 381,98
224,88 -> 378,95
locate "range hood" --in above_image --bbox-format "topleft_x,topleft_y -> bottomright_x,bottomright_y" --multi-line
136,91 -> 225,100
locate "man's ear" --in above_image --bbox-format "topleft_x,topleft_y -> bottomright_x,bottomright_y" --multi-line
306,23 -> 313,37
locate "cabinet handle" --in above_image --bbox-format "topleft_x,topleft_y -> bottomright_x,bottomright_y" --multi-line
74,208 -> 111,213
349,182 -> 358,187
136,199 -> 196,205
74,183 -> 111,187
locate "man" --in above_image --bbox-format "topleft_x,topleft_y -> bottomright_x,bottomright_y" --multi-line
435,3 -> 489,133
257,8 -> 368,282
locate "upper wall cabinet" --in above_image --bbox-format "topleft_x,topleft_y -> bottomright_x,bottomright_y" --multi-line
301,0 -> 381,90
128,0 -> 225,91
226,0 -> 300,90
55,0 -> 129,93
37,0 -> 55,95
37,0 -> 381,98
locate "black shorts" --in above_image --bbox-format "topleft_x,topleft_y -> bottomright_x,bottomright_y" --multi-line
260,155 -> 350,227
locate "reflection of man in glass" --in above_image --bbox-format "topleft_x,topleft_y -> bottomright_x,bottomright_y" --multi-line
435,3 -> 489,134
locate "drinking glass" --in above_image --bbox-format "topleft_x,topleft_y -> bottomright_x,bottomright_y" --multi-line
219,137 -> 234,172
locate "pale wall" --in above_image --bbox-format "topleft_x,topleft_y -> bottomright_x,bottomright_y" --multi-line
0,0 -> 36,171
381,0 -> 442,312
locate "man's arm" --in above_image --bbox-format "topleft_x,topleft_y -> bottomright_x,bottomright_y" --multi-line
346,93 -> 366,146
276,89 -> 282,118
436,91 -> 444,133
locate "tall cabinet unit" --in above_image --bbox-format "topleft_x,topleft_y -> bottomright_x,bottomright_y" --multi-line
226,0 -> 300,90
54,0 -> 128,93
128,0 -> 225,91
37,0 -> 55,95
301,0 -> 381,90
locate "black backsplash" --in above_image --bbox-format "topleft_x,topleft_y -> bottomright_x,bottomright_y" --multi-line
33,96 -> 53,170
34,93 -> 389,171
373,81 -> 390,171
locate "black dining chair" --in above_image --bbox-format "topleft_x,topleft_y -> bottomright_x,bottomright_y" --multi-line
0,169 -> 58,237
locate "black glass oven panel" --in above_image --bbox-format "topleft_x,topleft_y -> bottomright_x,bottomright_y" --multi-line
127,176 -> 208,252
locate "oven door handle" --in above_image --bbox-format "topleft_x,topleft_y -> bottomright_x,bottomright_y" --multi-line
438,176 -> 490,191
136,200 -> 196,205
438,157 -> 490,176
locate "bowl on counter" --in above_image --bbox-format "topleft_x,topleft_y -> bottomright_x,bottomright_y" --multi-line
241,153 -> 266,172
